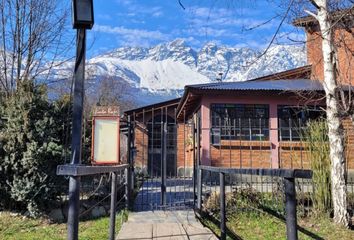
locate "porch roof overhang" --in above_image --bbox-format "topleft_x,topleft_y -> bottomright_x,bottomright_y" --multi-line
176,65 -> 316,120
124,98 -> 181,117
176,78 -> 326,121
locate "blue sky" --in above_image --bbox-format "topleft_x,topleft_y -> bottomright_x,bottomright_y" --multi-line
87,0 -> 306,55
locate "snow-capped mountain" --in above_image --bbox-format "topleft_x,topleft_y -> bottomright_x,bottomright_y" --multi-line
48,39 -> 307,105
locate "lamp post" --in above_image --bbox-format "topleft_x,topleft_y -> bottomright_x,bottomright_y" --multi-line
68,1 -> 94,240
72,0 -> 94,29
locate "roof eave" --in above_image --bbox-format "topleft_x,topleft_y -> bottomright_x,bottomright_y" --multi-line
124,97 -> 181,115
176,86 -> 194,119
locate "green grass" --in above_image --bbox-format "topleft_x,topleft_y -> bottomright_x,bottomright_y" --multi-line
0,210 -> 128,240
200,211 -> 354,240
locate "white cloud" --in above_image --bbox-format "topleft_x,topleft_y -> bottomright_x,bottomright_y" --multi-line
188,6 -> 278,29
94,24 -> 170,47
97,14 -> 112,21
191,7 -> 231,19
187,27 -> 238,38
115,0 -> 132,5
233,40 -> 268,49
115,0 -> 164,18
152,11 -> 163,18
179,36 -> 202,48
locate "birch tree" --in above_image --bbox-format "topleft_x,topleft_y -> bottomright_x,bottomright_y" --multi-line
304,0 -> 349,226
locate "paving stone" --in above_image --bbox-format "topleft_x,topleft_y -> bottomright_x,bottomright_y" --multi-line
117,223 -> 153,240
183,223 -> 218,240
153,223 -> 188,240
117,211 -> 216,240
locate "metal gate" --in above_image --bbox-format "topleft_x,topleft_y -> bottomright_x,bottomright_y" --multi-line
127,106 -> 197,211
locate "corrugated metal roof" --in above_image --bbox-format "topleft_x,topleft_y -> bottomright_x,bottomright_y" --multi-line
186,79 -> 324,91
125,97 -> 180,115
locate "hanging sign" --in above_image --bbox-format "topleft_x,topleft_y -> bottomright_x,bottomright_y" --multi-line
91,106 -> 120,165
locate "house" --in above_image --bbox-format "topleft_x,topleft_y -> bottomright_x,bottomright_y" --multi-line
124,10 -> 354,176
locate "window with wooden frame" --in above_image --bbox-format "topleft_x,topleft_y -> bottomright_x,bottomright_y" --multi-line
210,104 -> 269,145
278,105 -> 325,141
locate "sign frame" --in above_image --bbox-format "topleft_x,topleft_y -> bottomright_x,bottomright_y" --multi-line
91,106 -> 120,165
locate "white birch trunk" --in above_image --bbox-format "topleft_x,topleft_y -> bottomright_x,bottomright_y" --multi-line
314,0 -> 349,226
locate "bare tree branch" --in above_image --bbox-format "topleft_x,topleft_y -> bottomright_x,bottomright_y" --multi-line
243,14 -> 281,31
178,0 -> 185,10
304,9 -> 319,19
0,0 -> 71,95
309,0 -> 320,9
244,0 -> 295,67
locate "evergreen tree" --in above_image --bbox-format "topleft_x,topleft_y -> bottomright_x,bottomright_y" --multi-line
0,95 -> 10,208
0,81 -> 65,216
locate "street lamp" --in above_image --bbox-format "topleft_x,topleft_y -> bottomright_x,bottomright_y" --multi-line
67,1 -> 94,240
72,0 -> 94,29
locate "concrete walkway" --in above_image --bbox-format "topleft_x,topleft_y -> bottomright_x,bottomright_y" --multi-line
117,210 -> 217,240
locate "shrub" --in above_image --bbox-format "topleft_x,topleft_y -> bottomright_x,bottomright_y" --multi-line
0,82 -> 69,216
305,120 -> 331,214
204,188 -> 263,216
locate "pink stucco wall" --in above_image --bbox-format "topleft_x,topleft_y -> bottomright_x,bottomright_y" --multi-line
201,102 -> 211,165
199,92 -> 323,168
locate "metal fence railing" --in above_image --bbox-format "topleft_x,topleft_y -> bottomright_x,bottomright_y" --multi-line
195,166 -> 313,240
195,166 -> 354,240
57,164 -> 131,240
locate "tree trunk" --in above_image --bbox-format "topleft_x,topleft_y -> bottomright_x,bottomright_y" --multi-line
315,0 -> 349,226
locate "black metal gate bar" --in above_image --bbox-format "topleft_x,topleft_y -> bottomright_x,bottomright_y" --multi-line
160,108 -> 164,205
142,109 -> 145,209
161,109 -> 167,205
109,171 -> 117,240
183,110 -> 186,205
151,107 -> 154,177
131,105 -> 196,211
126,115 -> 132,209
220,171 -> 226,240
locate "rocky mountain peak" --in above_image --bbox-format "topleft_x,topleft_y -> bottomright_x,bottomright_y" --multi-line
48,39 -> 307,105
